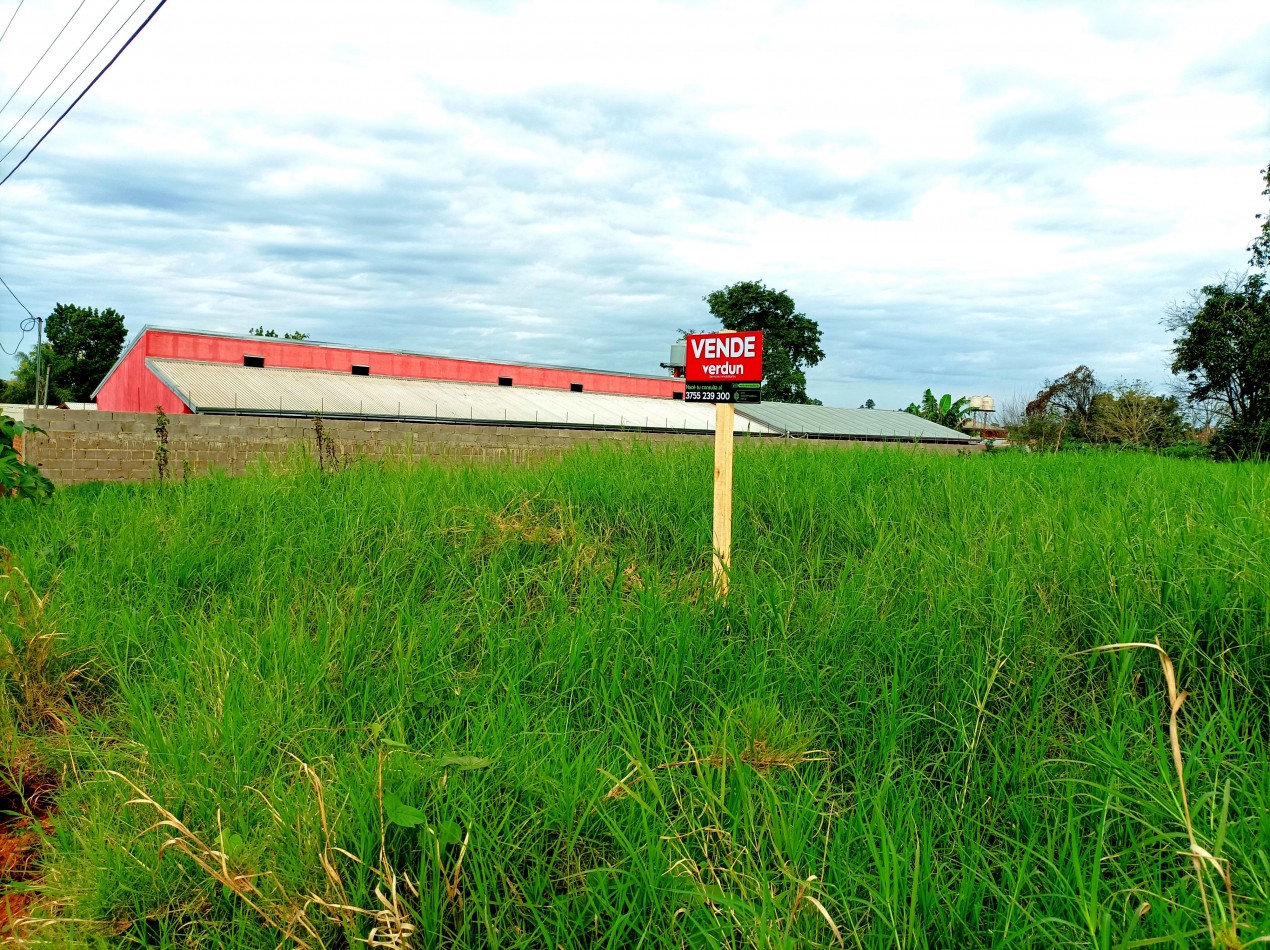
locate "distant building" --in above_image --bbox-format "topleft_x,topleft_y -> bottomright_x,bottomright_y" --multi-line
87,327 -> 975,444
960,418 -> 1008,440
738,403 -> 975,445
93,327 -> 686,414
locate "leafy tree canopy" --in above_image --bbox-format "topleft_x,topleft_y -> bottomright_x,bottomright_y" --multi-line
702,281 -> 824,404
1089,382 -> 1186,449
250,326 -> 310,340
1249,163 -> 1270,269
2,344 -> 56,405
46,304 -> 127,403
1168,274 -> 1269,458
1013,373 -> 1187,453
1006,366 -> 1104,451
1026,365 -> 1101,425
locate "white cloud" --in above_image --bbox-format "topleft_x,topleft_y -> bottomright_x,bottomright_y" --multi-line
0,0 -> 1267,409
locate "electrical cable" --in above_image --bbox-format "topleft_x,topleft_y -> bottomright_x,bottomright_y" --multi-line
0,0 -> 129,149
0,0 -> 25,53
0,0 -> 89,122
0,274 -> 34,319
0,0 -> 146,162
0,316 -> 38,357
0,274 -> 38,357
0,0 -> 156,178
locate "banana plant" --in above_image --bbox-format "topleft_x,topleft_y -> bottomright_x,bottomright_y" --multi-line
904,390 -> 974,430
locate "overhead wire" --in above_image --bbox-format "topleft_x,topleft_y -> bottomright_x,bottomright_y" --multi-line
0,0 -> 157,179
0,0 -> 167,404
0,274 -> 34,319
0,0 -> 129,149
0,273 -> 38,357
0,0 -> 25,52
0,0 -> 89,122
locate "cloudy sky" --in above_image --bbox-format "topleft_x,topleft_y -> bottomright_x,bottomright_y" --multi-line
1,0 -> 1267,409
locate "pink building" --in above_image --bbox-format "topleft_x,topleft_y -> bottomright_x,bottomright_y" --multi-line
94,328 -> 685,413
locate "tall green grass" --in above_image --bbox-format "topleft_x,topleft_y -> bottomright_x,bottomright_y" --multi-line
2,444 -> 1267,947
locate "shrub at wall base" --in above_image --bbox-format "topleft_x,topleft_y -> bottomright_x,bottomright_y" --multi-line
0,415 -> 54,502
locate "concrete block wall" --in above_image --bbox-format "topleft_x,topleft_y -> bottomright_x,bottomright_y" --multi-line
16,410 -> 717,486
16,409 -> 980,487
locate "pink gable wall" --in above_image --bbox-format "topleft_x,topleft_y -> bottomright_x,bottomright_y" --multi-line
94,334 -> 191,414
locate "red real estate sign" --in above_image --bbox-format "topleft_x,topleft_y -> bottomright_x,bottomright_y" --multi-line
684,331 -> 764,403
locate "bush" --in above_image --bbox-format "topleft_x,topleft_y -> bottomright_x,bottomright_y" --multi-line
1208,420 -> 1270,461
1159,441 -> 1212,461
1,415 -> 54,502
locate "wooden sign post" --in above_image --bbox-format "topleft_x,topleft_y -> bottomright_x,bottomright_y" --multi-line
712,401 -> 735,594
683,331 -> 763,597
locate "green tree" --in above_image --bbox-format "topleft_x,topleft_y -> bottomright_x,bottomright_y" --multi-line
1089,382 -> 1186,449
250,326 -> 309,340
904,390 -> 973,430
1168,274 -> 1270,459
45,304 -> 127,403
1249,163 -> 1270,269
1021,368 -> 1102,449
702,281 -> 824,403
1010,413 -> 1066,453
2,344 -> 56,405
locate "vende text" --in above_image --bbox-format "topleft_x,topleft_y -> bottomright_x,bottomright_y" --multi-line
690,336 -> 757,360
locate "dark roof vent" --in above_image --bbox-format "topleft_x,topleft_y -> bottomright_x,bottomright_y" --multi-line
672,390 -> 684,401
244,355 -> 265,368
351,364 -> 370,376
498,376 -> 513,387
570,382 -> 584,393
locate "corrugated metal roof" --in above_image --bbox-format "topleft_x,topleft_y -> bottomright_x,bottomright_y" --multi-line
147,359 -> 775,434
736,403 -> 974,442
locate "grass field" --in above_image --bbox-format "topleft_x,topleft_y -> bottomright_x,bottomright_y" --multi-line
1,443 -> 1268,948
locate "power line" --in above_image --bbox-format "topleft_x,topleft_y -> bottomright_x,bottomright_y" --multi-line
0,0 -> 132,150
0,274 -> 35,320
0,273 -> 38,357
0,0 -> 89,122
0,316 -> 37,356
0,0 -> 146,163
0,276 -> 48,406
0,0 -> 162,183
0,0 -> 25,52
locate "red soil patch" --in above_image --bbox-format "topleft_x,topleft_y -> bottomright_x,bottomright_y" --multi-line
0,766 -> 57,937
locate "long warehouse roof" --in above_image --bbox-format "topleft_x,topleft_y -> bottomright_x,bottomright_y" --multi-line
147,359 -> 775,434
736,403 -> 973,442
105,325 -> 679,384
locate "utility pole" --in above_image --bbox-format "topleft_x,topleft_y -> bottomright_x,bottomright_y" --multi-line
32,314 -> 44,406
